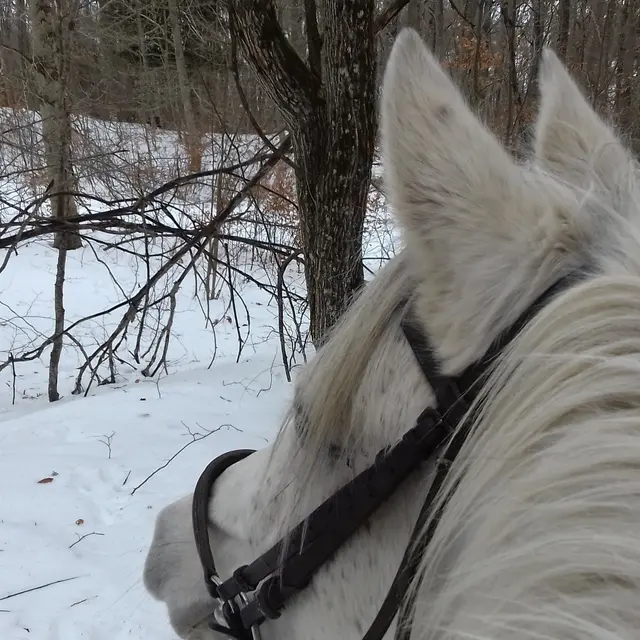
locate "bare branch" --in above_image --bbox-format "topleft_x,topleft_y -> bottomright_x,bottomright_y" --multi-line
0,576 -> 80,602
227,0 -> 322,123
69,532 -> 105,549
130,423 -> 241,496
374,0 -> 411,34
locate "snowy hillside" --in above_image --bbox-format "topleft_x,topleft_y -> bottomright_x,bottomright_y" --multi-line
0,113 -> 398,639
0,241 -> 295,640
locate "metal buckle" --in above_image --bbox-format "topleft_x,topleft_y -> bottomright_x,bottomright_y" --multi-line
207,574 -> 262,640
211,601 -> 231,628
238,591 -> 263,640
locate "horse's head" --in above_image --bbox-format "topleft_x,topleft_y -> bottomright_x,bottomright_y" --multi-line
144,29 -> 640,640
382,30 -> 640,640
381,30 -> 637,374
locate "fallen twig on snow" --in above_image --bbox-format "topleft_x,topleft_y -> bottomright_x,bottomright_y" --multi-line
69,532 -> 105,549
0,576 -> 80,601
129,423 -> 240,496
70,595 -> 96,608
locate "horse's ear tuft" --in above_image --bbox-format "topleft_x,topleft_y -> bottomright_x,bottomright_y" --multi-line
534,47 -> 634,201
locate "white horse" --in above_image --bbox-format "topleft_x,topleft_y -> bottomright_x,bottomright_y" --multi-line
144,29 -> 640,640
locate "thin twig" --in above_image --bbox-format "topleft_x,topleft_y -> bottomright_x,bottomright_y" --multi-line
130,424 -> 232,495
224,242 -> 245,364
97,432 -> 115,459
277,250 -> 303,382
9,354 -> 16,405
70,596 -> 95,608
69,532 -> 104,549
0,576 -> 80,601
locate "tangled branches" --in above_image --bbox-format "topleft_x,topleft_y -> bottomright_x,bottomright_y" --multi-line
0,133 -> 309,402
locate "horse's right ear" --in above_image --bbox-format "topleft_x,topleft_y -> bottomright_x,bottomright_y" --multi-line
534,49 -> 634,198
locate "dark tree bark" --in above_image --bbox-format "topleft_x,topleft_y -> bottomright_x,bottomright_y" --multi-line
432,0 -> 444,59
585,0 -> 608,108
406,0 -> 423,30
529,0 -> 545,103
499,0 -> 522,145
228,0 -> 377,346
31,0 -> 83,251
557,0 -> 571,62
471,0 -> 486,105
615,0 -> 638,150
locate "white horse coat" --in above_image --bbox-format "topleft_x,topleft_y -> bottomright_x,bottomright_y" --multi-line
144,29 -> 640,640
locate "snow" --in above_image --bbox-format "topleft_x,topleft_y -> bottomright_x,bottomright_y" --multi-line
0,113 -> 398,639
0,240 -> 294,640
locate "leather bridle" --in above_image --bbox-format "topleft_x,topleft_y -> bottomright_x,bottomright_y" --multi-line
191,273 -> 579,640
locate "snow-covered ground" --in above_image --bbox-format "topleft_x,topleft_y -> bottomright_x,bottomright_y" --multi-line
0,238 -> 295,640
0,115 -> 398,639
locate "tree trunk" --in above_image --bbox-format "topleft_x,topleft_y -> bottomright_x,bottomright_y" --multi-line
229,0 -> 376,346
432,0 -> 444,60
585,0 -> 607,107
529,0 -> 545,104
168,0 -> 201,172
48,244 -> 67,401
30,0 -> 82,250
406,0 -> 423,30
294,114 -> 369,346
499,0 -> 520,145
206,165 -> 225,301
471,0 -> 486,105
615,0 -> 638,149
629,2 -> 640,154
557,0 -> 571,62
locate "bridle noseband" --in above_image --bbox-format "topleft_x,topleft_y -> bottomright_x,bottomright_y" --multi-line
191,274 -> 578,640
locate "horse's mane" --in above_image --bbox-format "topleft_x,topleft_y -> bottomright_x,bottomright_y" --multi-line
412,272 -> 640,640
264,252 -> 416,504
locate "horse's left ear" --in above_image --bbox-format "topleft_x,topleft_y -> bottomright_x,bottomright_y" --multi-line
380,29 -> 581,370
380,28 -> 526,246
534,49 -> 635,197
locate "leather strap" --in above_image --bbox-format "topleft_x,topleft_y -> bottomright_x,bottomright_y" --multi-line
192,449 -> 256,598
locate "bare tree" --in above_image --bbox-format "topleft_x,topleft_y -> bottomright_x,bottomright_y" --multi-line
29,0 -> 82,401
30,0 -> 82,251
228,0 -> 378,346
168,0 -> 202,172
557,0 -> 571,62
